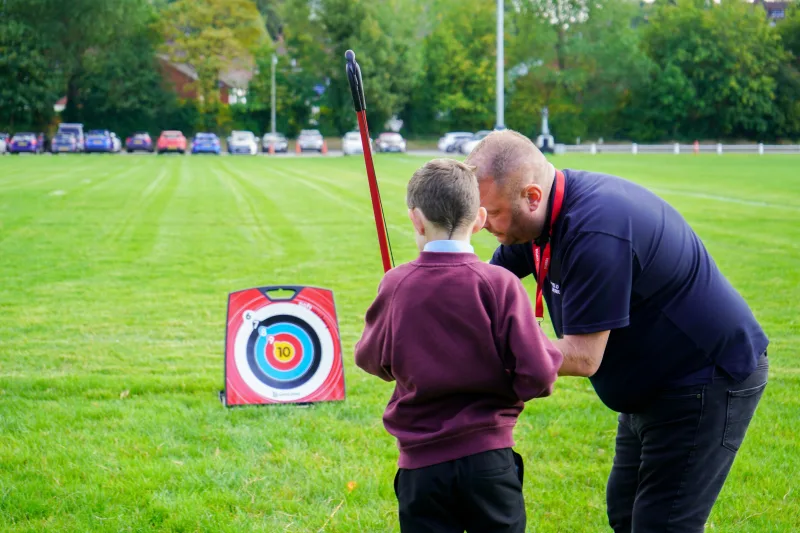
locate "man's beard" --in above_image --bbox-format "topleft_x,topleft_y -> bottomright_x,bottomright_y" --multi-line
499,203 -> 538,245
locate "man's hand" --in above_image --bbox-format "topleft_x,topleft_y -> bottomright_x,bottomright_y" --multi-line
553,331 -> 609,377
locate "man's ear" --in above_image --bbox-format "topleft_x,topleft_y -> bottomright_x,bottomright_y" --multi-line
522,184 -> 544,213
472,207 -> 487,234
408,208 -> 426,236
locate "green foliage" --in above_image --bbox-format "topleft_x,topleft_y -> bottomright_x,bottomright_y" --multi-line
637,0 -> 788,141
69,4 -> 184,138
0,0 -> 798,140
0,19 -> 59,131
160,0 -> 269,106
402,0 -> 497,135
504,0 -> 654,142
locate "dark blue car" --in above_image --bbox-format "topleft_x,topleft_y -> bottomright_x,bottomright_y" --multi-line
85,130 -> 121,153
51,133 -> 80,153
9,133 -> 42,154
191,133 -> 221,155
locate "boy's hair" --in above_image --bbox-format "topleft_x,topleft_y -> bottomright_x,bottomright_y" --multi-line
406,159 -> 480,237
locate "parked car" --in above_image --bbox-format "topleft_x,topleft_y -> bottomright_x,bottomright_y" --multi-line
157,131 -> 187,154
0,133 -> 10,146
375,132 -> 407,153
57,123 -> 85,151
51,133 -> 80,153
297,129 -> 324,152
8,133 -> 42,154
459,130 -> 493,155
261,132 -> 288,153
342,131 -> 371,156
126,132 -> 154,153
85,130 -> 121,153
227,130 -> 258,155
0,137 -> 6,155
437,131 -> 473,153
191,132 -> 221,155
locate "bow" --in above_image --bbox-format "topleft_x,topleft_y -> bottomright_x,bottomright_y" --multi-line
345,49 -> 394,273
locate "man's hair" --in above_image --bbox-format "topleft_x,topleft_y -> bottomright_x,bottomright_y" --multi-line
465,129 -> 548,191
406,159 -> 480,236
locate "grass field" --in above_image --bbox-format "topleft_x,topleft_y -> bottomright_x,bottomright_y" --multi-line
0,153 -> 798,532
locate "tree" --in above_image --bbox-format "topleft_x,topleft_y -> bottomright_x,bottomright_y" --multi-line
160,0 -> 268,106
402,0 -> 497,134
505,0 -> 653,141
774,4 -> 800,139
638,0 -> 786,140
4,0 -> 134,124
0,19 -> 59,130
76,6 -> 184,137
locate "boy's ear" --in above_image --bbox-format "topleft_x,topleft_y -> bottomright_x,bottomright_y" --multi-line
472,207 -> 487,234
408,208 -> 426,236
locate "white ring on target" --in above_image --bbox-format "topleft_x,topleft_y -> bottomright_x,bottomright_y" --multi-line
234,302 -> 334,402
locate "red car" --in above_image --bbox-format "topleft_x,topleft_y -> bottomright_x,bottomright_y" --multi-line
157,131 -> 186,154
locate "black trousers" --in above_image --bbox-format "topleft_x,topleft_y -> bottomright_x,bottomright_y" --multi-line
394,448 -> 525,533
607,353 -> 769,533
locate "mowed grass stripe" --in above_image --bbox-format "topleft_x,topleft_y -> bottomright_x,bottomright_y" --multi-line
0,155 -> 797,532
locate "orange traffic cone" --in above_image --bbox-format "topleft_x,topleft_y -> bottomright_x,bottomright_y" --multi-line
268,143 -> 275,155
321,140 -> 327,155
295,141 -> 301,154
693,140 -> 699,155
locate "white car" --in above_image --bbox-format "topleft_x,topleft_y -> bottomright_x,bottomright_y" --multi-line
375,132 -> 407,153
0,138 -> 6,155
227,131 -> 258,155
297,129 -> 324,152
438,131 -> 473,153
262,132 -> 288,153
459,130 -> 493,155
342,131 -> 372,155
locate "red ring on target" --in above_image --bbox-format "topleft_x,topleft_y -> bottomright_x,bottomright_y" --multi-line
265,333 -> 304,371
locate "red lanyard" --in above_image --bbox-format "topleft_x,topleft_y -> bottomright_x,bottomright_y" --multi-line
533,170 -> 565,320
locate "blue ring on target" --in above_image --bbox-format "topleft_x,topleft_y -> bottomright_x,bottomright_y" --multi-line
254,323 -> 314,381
246,314 -> 322,390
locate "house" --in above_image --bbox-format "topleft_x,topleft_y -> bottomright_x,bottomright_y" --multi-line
53,55 -> 254,113
157,54 -> 253,104
753,0 -> 789,24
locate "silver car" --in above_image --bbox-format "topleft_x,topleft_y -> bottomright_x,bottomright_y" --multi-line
297,129 -> 324,152
262,132 -> 288,153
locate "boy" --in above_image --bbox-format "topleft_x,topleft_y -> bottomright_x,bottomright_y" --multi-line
354,159 -> 563,533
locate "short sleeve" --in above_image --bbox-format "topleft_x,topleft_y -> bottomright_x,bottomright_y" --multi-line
489,244 -> 533,279
561,232 -> 632,335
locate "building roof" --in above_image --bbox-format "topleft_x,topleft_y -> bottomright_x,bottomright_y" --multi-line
157,54 -> 253,88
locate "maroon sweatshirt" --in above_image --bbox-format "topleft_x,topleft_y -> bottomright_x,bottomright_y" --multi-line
354,252 -> 563,469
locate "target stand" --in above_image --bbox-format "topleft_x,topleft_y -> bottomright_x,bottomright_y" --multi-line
220,285 -> 345,407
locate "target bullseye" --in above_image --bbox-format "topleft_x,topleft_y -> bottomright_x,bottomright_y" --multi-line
265,332 -> 303,371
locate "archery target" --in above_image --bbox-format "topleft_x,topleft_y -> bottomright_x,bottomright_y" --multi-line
223,286 -> 345,406
234,303 -> 334,400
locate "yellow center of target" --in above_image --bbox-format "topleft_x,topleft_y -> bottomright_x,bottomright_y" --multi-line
273,340 -> 295,363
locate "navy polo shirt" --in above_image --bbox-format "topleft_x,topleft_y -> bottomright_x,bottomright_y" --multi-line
490,170 -> 769,413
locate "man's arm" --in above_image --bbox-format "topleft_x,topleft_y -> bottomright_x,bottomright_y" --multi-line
489,244 -> 534,279
552,331 -> 609,377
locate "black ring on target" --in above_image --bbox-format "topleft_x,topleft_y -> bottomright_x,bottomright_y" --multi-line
246,314 -> 322,390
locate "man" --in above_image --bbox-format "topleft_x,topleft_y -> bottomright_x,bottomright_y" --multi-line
465,129 -> 769,533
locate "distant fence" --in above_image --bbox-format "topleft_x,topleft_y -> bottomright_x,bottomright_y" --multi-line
555,143 -> 800,155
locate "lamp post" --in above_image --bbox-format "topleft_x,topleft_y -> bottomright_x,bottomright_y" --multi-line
496,0 -> 504,129
271,54 -> 277,134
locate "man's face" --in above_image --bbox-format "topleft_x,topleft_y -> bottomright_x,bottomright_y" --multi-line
478,178 -> 538,246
